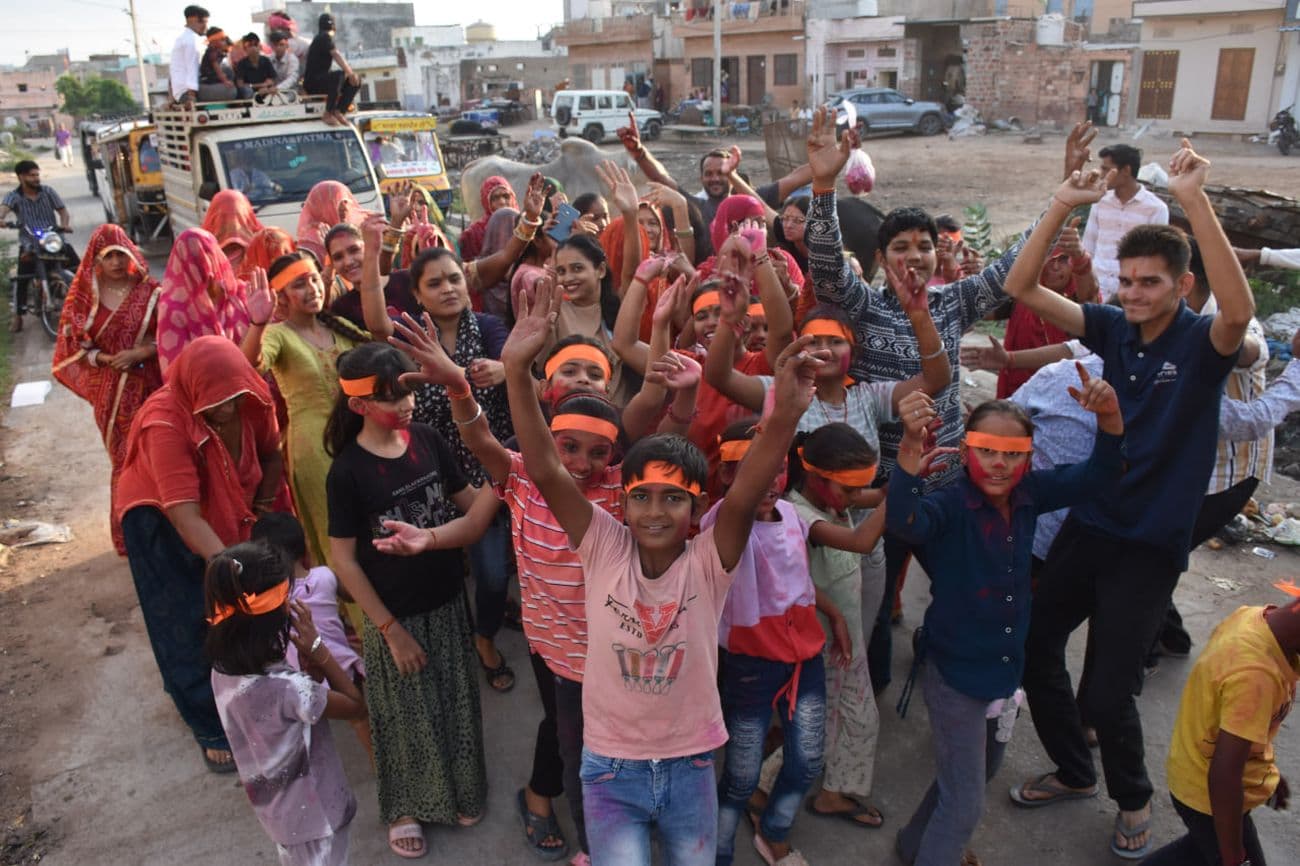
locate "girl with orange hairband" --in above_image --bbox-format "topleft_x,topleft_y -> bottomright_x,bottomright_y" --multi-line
205,540 -> 366,865
887,373 -> 1125,866
241,251 -> 370,567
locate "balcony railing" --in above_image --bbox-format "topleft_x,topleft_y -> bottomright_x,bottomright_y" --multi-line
556,15 -> 655,45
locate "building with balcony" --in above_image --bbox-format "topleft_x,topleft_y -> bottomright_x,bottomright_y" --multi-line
555,14 -> 656,94
672,1 -> 807,108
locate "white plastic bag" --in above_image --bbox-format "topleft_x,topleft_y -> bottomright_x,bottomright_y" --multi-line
844,148 -> 875,195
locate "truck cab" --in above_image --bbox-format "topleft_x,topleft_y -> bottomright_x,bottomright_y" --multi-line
155,98 -> 383,236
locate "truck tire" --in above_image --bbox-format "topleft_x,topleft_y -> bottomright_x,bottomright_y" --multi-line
583,124 -> 604,143
917,113 -> 943,136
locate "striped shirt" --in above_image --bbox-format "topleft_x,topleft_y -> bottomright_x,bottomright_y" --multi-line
1204,295 -> 1271,491
806,189 -> 1026,490
3,186 -> 65,251
497,451 -> 623,682
1081,186 -> 1169,301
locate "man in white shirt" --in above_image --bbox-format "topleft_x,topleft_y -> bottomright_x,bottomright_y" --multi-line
1081,143 -> 1169,301
169,5 -> 209,104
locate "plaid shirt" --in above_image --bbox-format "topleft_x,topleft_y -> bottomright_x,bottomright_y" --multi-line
805,190 -> 1027,489
3,186 -> 65,251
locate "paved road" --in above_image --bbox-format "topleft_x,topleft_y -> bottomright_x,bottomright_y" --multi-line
7,157 -> 1299,865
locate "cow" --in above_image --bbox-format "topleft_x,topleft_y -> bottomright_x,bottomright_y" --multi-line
459,138 -> 643,220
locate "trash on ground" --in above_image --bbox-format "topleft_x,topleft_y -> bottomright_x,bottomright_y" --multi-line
0,520 -> 74,547
1263,309 -> 1300,341
10,381 -> 52,408
1251,546 -> 1277,560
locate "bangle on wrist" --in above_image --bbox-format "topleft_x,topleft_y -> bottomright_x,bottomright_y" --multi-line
1005,350 -> 1016,370
520,213 -> 543,227
673,228 -> 693,238
446,377 -> 472,400
513,225 -> 537,243
378,616 -> 397,637
454,402 -> 484,426
919,341 -> 946,361
753,253 -> 770,268
1051,195 -> 1074,211
666,404 -> 698,425
309,635 -> 325,659
812,185 -> 835,196
87,349 -> 100,366
251,319 -> 269,327
427,527 -> 438,549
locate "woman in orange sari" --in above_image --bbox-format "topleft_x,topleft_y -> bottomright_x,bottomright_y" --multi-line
238,226 -> 295,282
201,189 -> 265,274
51,224 -> 163,553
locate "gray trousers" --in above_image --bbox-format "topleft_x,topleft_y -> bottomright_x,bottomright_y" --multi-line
896,664 -> 1008,866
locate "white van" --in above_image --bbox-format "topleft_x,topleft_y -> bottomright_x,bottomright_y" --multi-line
551,90 -> 661,143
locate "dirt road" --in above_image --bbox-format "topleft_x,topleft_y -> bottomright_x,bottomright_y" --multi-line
2,141 -> 1299,865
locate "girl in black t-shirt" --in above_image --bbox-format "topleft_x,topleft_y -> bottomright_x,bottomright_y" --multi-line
323,342 -> 499,859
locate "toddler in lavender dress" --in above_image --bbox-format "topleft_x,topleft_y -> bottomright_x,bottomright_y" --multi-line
205,540 -> 367,866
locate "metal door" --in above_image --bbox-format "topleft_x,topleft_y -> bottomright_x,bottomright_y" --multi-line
1107,63 -> 1123,126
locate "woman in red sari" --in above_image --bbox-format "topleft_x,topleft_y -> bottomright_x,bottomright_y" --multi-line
201,189 -> 265,274
458,175 -> 517,262
51,224 -> 163,553
238,226 -> 295,283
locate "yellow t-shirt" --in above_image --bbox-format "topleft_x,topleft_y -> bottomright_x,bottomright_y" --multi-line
1166,606 -> 1299,815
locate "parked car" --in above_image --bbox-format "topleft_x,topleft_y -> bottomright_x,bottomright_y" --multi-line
826,88 -> 948,137
551,89 -> 661,143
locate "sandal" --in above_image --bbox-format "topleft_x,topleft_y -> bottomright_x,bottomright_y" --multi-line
201,746 -> 237,774
1110,812 -> 1152,860
752,833 -> 810,866
516,788 -> 569,861
388,819 -> 427,859
1009,772 -> 1098,808
804,795 -> 884,828
479,649 -> 516,693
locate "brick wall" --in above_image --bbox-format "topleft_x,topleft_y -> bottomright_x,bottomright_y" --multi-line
962,18 -> 1132,129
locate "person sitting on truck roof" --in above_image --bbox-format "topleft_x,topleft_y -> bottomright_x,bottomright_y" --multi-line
199,27 -> 249,101
266,11 -> 310,87
304,13 -> 359,127
235,34 -> 278,100
169,5 -> 209,105
267,30 -> 300,93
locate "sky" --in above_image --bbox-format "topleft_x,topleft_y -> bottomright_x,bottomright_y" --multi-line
1,0 -> 565,67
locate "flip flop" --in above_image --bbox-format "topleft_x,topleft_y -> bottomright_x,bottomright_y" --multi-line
1009,772 -> 1098,808
1109,813 -> 1152,860
388,819 -> 427,860
479,651 -> 516,693
803,795 -> 884,828
516,788 -> 569,861
201,746 -> 237,774
752,832 -> 811,866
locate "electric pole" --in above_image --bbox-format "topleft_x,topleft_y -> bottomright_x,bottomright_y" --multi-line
126,0 -> 150,111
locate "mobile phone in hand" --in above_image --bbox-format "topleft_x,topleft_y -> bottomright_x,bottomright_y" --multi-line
547,203 -> 582,242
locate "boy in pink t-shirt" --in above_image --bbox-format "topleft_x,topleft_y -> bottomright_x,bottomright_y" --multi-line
504,279 -> 825,866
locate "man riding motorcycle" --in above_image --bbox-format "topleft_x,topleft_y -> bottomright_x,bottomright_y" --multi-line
0,160 -> 78,332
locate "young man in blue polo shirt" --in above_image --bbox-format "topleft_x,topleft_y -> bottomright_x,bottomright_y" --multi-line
994,139 -> 1255,860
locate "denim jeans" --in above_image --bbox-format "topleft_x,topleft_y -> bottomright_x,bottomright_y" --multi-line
716,652 -> 826,865
469,508 -> 511,640
896,663 -> 1008,866
581,748 -> 718,866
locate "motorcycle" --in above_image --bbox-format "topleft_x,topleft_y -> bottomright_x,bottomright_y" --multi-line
3,222 -> 75,339
1271,108 -> 1299,156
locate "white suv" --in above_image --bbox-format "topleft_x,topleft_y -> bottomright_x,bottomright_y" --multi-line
552,90 -> 662,143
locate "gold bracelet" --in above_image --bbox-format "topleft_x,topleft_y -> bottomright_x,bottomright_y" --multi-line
520,213 -> 543,227
514,224 -> 537,243
673,228 -> 693,238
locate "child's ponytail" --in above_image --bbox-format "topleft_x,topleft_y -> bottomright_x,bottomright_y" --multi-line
204,540 -> 293,676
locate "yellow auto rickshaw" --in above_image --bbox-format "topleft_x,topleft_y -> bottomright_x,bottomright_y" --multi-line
354,111 -> 453,220
95,119 -> 170,246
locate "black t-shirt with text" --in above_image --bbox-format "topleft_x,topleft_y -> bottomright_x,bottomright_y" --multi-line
327,423 -> 470,617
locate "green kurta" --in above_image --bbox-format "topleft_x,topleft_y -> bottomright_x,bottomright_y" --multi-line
260,323 -> 358,565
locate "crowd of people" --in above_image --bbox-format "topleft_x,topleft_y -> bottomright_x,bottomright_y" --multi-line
37,103 -> 1300,866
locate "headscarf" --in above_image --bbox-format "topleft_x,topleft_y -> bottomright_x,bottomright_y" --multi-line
709,194 -> 766,258
239,226 -> 295,280
475,206 -> 519,318
458,175 -> 516,262
297,180 -> 365,261
52,228 -> 164,556
597,215 -> 663,343
695,245 -> 813,328
157,228 -> 251,373
201,189 -> 265,250
638,201 -> 668,254
115,336 -> 276,546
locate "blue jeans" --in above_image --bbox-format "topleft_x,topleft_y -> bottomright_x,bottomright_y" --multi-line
469,507 -> 511,639
896,663 -> 1008,866
580,748 -> 718,866
717,652 -> 826,866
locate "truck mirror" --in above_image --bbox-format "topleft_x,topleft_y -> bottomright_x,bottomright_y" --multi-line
198,181 -> 219,201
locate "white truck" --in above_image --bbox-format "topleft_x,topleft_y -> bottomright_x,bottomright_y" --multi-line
154,98 -> 384,235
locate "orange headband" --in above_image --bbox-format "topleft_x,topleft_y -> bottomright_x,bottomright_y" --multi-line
798,448 -> 878,487
964,430 -> 1033,453
747,303 -> 766,319
551,413 -> 619,443
207,29 -> 227,43
339,374 -> 378,397
624,459 -> 702,496
693,291 -> 722,314
718,438 -> 752,462
207,579 -> 290,626
942,229 -> 963,243
270,258 -> 317,292
544,344 -> 612,381
801,318 -> 854,344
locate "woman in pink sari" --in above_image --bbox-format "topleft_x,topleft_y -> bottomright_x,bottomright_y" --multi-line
52,223 -> 164,553
296,180 -> 365,261
156,228 -> 251,372
201,189 -> 265,274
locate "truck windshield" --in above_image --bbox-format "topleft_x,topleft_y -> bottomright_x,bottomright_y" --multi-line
367,129 -> 443,179
217,130 -> 375,206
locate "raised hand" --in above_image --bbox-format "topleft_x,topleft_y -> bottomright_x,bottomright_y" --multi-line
1167,137 -> 1210,201
1066,360 -> 1119,418
523,172 -> 546,222
635,254 -> 668,287
1063,120 -> 1096,180
572,215 -> 601,237
596,160 -> 640,216
960,335 -> 1010,372
646,350 -> 702,391
389,311 -> 466,388
807,106 -> 857,189
617,109 -> 642,155
771,334 -> 825,416
721,144 -> 742,175
644,181 -> 686,212
1055,166 -> 1112,210
898,389 -> 937,440
502,274 -> 561,371
1058,216 -> 1085,259
916,445 -> 959,478
389,180 -> 415,228
361,213 -> 387,251
372,519 -> 434,555
652,273 -> 686,328
247,266 -> 275,324
716,266 -> 749,325
884,256 -> 928,314
716,232 -> 755,291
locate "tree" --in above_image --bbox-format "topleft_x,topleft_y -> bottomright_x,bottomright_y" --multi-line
56,75 -> 139,118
